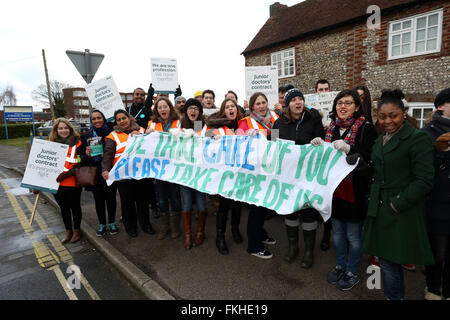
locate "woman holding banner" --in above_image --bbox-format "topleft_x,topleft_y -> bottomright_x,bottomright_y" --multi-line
237,92 -> 278,259
205,98 -> 244,255
79,110 -> 118,237
311,89 -> 377,290
102,110 -> 153,238
179,98 -> 208,249
146,97 -> 182,240
50,118 -> 83,244
273,88 -> 325,268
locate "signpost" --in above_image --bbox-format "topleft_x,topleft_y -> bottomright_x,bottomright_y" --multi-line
66,49 -> 104,116
3,106 -> 35,139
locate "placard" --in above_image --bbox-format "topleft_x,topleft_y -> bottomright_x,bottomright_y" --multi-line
245,66 -> 279,111
85,75 -> 123,120
304,91 -> 339,126
151,58 -> 178,94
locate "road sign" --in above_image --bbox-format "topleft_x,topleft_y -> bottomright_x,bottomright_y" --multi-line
66,49 -> 104,84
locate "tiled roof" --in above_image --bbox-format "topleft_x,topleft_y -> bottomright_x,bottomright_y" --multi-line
242,0 -> 424,54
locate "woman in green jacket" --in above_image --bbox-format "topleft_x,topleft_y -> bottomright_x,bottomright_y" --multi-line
362,89 -> 435,300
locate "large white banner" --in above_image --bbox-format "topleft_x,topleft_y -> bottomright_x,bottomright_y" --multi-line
21,139 -> 69,194
304,91 -> 339,126
151,58 -> 178,94
245,66 -> 279,110
106,131 -> 356,221
85,75 -> 124,120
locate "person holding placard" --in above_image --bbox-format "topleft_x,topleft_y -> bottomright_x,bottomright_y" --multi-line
102,110 -> 153,238
311,89 -> 377,290
204,98 -> 244,255
237,92 -> 278,259
273,88 -> 325,268
50,118 -> 83,244
146,97 -> 182,240
179,98 -> 208,249
79,110 -> 118,237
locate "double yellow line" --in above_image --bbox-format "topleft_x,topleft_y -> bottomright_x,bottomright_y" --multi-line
0,170 -> 100,300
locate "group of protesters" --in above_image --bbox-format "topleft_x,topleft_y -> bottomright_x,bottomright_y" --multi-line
46,79 -> 450,300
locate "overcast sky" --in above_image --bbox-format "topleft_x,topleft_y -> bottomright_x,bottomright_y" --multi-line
0,0 -> 303,111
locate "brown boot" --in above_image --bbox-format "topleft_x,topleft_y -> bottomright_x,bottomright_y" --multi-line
194,211 -> 207,247
70,229 -> 81,243
181,211 -> 192,249
62,230 -> 73,244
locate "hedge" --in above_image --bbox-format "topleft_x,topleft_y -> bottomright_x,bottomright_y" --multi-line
0,123 -> 40,139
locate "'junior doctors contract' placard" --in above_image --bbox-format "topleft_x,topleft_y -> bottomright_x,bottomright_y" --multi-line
245,66 -> 279,110
85,75 -> 124,120
21,139 -> 69,194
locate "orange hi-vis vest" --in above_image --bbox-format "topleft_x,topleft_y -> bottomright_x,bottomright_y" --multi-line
239,111 -> 279,137
200,126 -> 234,137
147,119 -> 180,132
106,128 -> 145,166
60,140 -> 82,187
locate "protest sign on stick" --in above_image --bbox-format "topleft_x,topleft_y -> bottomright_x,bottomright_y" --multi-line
304,91 -> 339,126
245,66 -> 279,110
151,58 -> 178,94
85,75 -> 123,120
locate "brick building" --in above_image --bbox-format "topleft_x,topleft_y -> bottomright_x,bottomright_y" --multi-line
63,88 -> 134,123
243,0 -> 450,127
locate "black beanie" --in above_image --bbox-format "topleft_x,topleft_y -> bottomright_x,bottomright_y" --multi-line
284,88 -> 304,106
184,98 -> 203,113
434,88 -> 450,108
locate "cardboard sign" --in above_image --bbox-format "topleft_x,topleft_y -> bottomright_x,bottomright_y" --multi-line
304,91 -> 339,126
151,58 -> 178,94
85,75 -> 123,120
21,139 -> 69,194
245,66 -> 279,111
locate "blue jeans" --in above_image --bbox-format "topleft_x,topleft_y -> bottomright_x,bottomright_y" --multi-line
179,185 -> 207,212
331,218 -> 362,276
379,258 -> 404,300
155,180 -> 181,213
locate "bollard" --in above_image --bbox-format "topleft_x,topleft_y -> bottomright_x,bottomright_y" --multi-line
30,131 -> 34,144
39,132 -> 43,139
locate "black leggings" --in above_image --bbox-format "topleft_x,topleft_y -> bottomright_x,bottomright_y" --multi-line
426,233 -> 450,298
92,184 -> 117,225
54,186 -> 82,230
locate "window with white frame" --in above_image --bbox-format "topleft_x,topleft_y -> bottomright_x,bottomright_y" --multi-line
408,102 -> 434,128
389,9 -> 443,60
271,48 -> 295,78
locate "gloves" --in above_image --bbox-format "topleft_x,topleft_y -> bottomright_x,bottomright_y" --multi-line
148,83 -> 155,98
310,137 -> 324,146
345,153 -> 360,165
56,170 -> 75,182
175,85 -> 182,98
333,139 -> 351,154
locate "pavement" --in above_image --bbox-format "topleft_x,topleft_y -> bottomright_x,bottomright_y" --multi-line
0,143 -> 429,300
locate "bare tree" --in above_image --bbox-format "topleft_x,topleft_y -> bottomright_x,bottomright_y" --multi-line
0,85 -> 17,106
33,80 -> 71,117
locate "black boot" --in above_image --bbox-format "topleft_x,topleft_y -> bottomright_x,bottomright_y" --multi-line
216,210 -> 229,254
320,220 -> 331,251
301,229 -> 316,269
231,208 -> 243,244
216,231 -> 229,255
284,225 -> 299,263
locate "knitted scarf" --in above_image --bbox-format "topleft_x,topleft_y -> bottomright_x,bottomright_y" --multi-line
325,116 -> 365,146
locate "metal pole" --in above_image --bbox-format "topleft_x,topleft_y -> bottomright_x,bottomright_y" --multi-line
42,49 -> 55,120
84,49 -> 93,118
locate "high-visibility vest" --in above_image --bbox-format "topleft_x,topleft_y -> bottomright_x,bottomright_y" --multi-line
200,126 -> 234,137
239,111 -> 279,136
60,140 -> 82,187
147,119 -> 180,132
106,128 -> 145,166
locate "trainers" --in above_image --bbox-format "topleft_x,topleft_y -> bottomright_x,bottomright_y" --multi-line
337,271 -> 360,291
250,250 -> 273,259
96,224 -> 107,237
108,222 -> 118,235
371,256 -> 381,269
262,237 -> 276,245
402,264 -> 416,271
327,266 -> 345,284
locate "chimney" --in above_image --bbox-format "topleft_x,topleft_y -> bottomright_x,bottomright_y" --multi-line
270,2 -> 288,17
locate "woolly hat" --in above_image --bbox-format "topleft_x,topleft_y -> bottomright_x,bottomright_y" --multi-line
284,88 -> 304,106
174,96 -> 186,104
194,90 -> 203,98
184,98 -> 203,113
434,88 -> 450,108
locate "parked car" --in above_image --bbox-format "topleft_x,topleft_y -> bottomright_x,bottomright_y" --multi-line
37,119 -> 86,136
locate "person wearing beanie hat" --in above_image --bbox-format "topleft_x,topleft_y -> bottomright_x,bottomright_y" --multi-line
183,98 -> 203,114
194,90 -> 203,102
422,87 -> 450,300
284,88 -> 305,108
174,96 -> 186,116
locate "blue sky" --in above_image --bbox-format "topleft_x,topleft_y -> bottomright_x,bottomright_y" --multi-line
0,0 -> 303,111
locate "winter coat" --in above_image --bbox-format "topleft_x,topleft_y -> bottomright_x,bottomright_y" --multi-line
127,103 -> 152,129
328,120 -> 377,222
362,121 -> 435,265
421,113 -> 450,235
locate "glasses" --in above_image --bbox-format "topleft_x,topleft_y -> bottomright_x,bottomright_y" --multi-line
337,101 -> 355,107
187,106 -> 199,111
